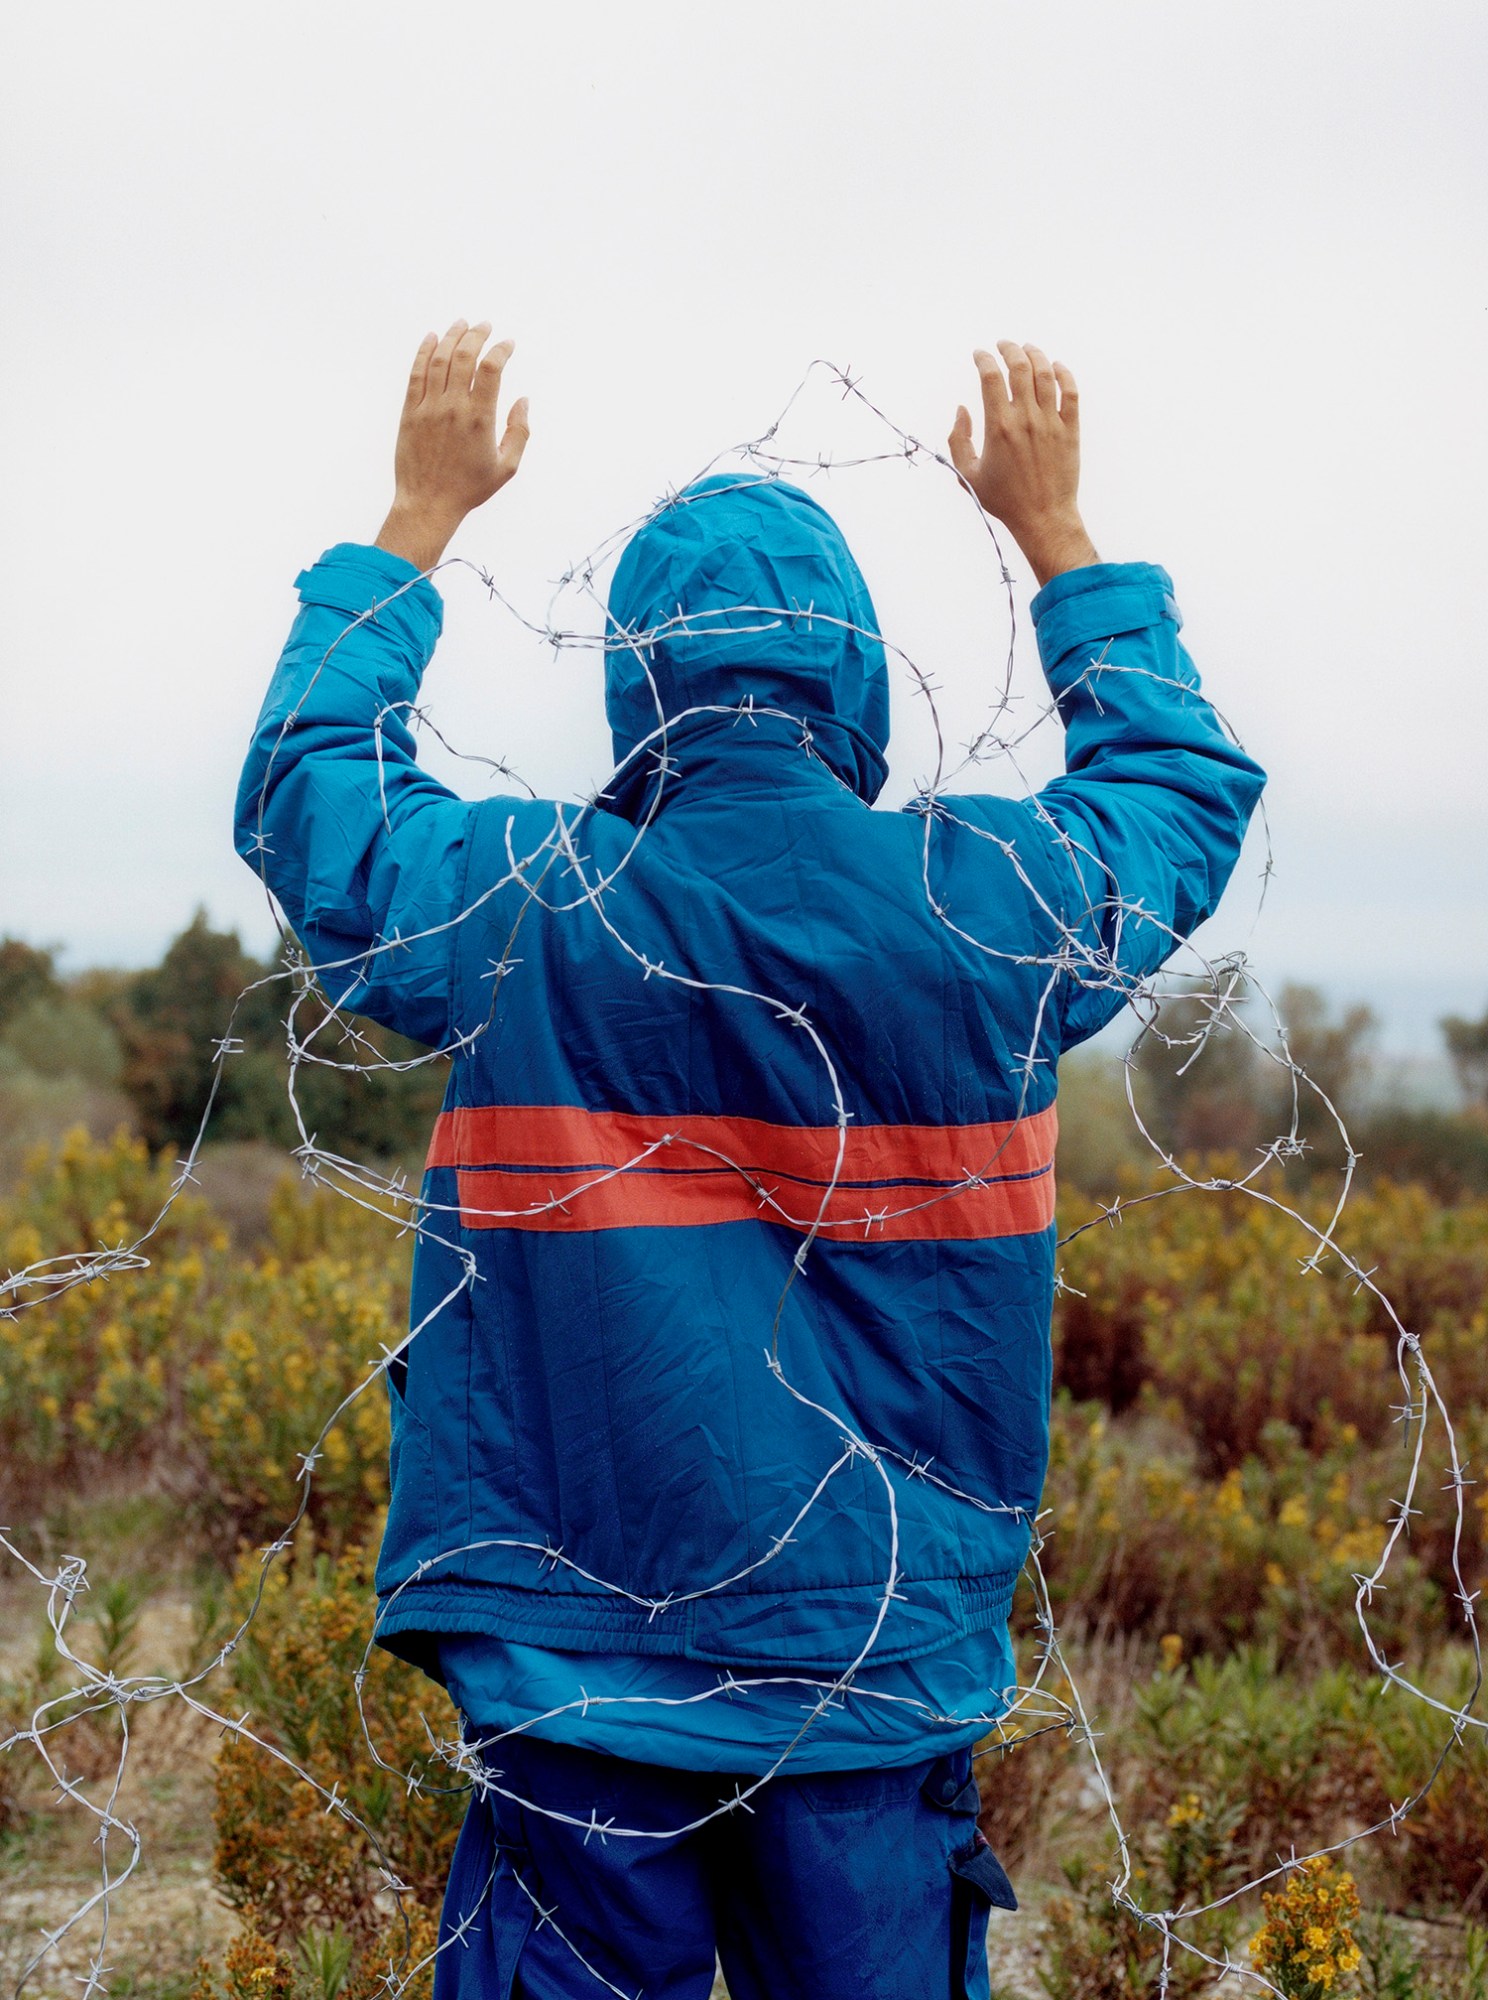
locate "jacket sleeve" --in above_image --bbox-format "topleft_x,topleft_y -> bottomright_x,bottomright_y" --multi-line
233,542 -> 476,1049
1022,561 -> 1266,1051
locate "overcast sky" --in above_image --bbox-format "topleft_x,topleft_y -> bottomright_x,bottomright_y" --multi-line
3,0 -> 1484,1052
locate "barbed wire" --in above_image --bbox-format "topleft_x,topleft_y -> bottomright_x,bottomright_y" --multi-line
1,358 -> 1480,1999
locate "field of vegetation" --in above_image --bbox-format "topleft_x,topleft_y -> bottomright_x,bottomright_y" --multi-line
2,925 -> 1487,1998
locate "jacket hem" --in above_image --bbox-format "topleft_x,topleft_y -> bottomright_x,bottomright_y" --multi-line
372,1569 -> 1020,1676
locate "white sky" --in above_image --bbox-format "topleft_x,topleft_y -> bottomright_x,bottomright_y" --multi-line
2,0 -> 1484,1051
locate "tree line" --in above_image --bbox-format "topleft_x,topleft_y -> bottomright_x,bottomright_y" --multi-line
0,916 -> 445,1177
2,916 -> 1486,1196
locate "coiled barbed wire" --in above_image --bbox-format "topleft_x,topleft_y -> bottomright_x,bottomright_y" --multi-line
1,360 -> 1480,2000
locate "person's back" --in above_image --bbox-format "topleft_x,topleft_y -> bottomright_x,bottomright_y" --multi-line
237,324 -> 1264,1999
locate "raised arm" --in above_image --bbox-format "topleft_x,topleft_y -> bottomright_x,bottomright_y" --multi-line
948,344 -> 1266,1050
233,321 -> 531,1047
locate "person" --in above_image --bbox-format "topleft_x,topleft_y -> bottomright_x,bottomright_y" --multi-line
236,322 -> 1265,1999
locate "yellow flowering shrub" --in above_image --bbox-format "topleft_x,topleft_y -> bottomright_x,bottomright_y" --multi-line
1249,1856 -> 1363,1998
1,1133 -> 409,1546
2,1131 -> 221,1491
1056,1174 -> 1488,1473
4,1124 -> 219,1269
1048,1168 -> 1488,1651
1033,1393 -> 1440,1661
184,1253 -> 398,1549
187,1927 -> 296,2000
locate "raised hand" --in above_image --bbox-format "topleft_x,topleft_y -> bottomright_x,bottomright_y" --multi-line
948,341 -> 1098,586
375,319 -> 530,573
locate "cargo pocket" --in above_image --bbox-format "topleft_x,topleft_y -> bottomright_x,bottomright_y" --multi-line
950,1833 -> 1018,1998
921,1753 -> 1017,2000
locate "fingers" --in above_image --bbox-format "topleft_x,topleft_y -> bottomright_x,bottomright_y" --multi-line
1052,360 -> 1079,429
425,319 -> 468,396
472,336 -> 517,421
449,320 -> 493,394
975,340 -> 1073,422
1024,344 -> 1057,410
997,340 -> 1034,410
418,319 -> 517,410
402,332 -> 437,414
948,404 -> 976,478
496,395 -> 531,481
974,347 -> 1010,441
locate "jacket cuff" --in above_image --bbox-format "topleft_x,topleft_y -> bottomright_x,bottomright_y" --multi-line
1029,561 -> 1179,671
293,542 -> 446,652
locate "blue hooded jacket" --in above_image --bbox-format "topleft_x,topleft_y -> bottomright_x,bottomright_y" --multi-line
237,474 -> 1264,1696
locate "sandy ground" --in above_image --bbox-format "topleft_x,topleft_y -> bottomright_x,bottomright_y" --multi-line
1,1571 -> 238,1996
0,1866 -> 235,1998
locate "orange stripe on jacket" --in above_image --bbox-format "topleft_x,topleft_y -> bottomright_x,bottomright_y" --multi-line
428,1102 -> 1057,1242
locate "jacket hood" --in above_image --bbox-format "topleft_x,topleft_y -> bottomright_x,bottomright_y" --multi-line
603,474 -> 891,808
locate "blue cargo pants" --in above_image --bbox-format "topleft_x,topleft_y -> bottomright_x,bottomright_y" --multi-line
431,1735 -> 1015,1999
